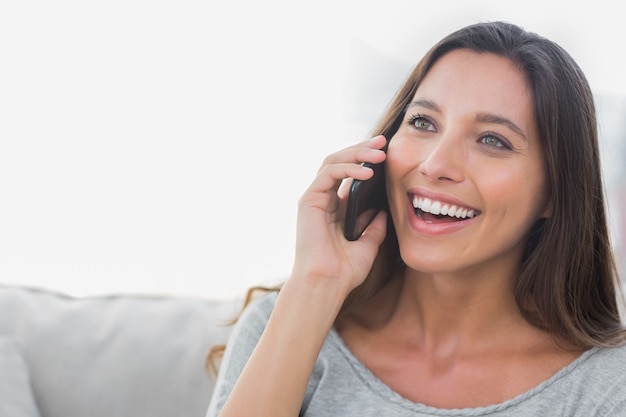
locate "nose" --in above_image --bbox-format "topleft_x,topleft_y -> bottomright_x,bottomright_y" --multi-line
418,132 -> 465,183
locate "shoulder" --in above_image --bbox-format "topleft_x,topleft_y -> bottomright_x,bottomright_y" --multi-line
574,344 -> 626,389
553,345 -> 626,415
240,290 -> 278,321
207,291 -> 279,417
231,291 -> 278,342
587,345 -> 626,413
581,344 -> 626,375
217,290 -> 279,369
568,344 -> 626,383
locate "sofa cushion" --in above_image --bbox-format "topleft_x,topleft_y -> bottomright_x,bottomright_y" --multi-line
0,336 -> 42,417
0,285 -> 237,417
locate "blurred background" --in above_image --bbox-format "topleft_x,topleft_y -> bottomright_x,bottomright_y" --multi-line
1,0 -> 624,300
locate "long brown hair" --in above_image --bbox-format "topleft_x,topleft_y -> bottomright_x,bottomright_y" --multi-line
209,21 -> 624,371
344,21 -> 624,348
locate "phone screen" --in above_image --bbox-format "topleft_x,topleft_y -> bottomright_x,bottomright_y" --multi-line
344,160 -> 387,241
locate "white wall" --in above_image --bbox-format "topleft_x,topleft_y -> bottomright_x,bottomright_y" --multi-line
1,0 -> 624,299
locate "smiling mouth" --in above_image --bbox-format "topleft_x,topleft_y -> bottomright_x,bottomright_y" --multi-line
412,195 -> 480,223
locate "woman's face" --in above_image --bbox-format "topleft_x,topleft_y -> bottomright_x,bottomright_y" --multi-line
386,49 -> 550,275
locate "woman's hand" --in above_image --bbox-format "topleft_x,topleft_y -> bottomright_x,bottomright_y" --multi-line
291,135 -> 388,300
216,136 -> 389,417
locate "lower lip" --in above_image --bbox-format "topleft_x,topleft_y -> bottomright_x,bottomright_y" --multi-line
407,200 -> 479,236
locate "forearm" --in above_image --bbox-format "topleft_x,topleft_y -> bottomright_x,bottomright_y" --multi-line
217,277 -> 347,417
216,136 -> 387,416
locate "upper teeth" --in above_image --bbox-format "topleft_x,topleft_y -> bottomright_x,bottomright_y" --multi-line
412,196 -> 476,219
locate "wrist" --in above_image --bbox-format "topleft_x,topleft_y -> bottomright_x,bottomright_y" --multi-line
277,273 -> 350,329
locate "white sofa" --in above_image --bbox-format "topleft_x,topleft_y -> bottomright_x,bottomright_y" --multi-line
0,285 -> 238,417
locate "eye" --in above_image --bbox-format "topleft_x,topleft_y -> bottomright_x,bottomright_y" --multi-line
480,134 -> 511,150
407,114 -> 436,131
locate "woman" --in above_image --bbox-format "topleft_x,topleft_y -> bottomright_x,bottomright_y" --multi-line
207,21 -> 626,416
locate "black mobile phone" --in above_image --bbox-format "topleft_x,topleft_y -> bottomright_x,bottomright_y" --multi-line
344,158 -> 387,241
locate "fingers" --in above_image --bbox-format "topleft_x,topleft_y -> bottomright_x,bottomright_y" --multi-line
317,135 -> 387,173
291,138 -> 389,294
298,135 -> 388,224
310,163 -> 374,197
309,135 -> 387,195
298,163 -> 371,218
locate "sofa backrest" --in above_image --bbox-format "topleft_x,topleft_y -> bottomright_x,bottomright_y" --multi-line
0,285 -> 237,417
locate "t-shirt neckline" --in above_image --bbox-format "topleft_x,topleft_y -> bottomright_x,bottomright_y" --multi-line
327,327 -> 598,416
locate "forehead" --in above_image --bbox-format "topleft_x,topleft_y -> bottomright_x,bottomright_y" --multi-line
414,49 -> 535,126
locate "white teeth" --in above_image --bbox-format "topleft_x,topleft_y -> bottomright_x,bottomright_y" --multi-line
412,196 -> 476,220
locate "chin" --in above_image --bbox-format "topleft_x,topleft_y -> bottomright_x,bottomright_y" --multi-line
398,245 -> 461,275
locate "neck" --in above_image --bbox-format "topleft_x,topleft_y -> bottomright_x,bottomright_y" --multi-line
385,259 -> 532,355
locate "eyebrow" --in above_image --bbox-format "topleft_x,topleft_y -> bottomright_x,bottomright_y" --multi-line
475,113 -> 528,142
406,99 -> 441,113
406,99 -> 529,142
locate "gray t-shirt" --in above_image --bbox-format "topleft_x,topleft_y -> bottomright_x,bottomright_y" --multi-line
206,292 -> 626,416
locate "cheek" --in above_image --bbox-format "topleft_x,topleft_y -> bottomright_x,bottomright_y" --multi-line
477,163 -> 549,220
384,138 -> 411,220
384,136 -> 416,191
385,135 -> 420,177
